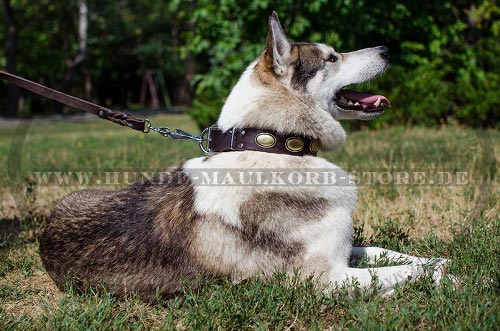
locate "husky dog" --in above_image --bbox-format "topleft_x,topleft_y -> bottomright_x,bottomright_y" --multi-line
40,12 -> 448,302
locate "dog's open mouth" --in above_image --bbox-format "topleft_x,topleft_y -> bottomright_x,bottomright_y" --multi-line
335,90 -> 392,113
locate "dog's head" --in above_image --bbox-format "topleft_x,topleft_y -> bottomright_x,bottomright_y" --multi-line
218,11 -> 391,151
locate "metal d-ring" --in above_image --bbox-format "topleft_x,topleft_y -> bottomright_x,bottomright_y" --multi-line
199,126 -> 214,155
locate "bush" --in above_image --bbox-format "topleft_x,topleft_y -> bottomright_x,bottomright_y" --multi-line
186,1 -> 500,129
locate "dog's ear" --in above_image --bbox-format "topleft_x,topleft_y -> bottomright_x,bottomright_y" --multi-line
266,11 -> 291,76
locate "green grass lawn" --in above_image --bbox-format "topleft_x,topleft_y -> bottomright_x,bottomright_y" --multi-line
0,114 -> 498,330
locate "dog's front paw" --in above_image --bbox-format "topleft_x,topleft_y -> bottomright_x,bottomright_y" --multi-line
429,258 -> 448,285
428,258 -> 460,289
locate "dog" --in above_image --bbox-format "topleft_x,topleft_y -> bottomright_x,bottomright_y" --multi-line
40,11 -> 448,302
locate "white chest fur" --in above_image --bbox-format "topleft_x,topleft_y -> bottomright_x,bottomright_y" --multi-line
183,151 -> 357,275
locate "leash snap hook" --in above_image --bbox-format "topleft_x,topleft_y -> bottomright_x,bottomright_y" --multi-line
146,119 -> 214,155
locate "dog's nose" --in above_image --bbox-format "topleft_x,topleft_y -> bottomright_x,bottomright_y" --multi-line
376,46 -> 389,60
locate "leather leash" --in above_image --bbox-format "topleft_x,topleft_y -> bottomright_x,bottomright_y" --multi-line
0,70 -> 211,148
0,70 -> 320,156
0,70 -> 148,132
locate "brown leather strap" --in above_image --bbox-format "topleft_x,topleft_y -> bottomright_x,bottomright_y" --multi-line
0,71 -> 322,157
0,70 -> 147,132
209,127 -> 320,156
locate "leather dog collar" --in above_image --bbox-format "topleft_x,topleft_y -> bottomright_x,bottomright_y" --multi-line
207,127 -> 321,156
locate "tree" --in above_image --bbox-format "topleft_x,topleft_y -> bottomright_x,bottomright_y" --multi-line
54,0 -> 88,113
2,0 -> 19,117
0,1 -> 497,127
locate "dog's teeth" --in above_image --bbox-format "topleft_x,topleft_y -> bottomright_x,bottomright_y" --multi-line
354,102 -> 360,106
347,100 -> 354,105
340,96 -> 347,103
373,97 -> 382,107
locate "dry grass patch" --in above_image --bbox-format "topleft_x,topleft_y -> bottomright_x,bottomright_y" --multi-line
1,269 -> 62,319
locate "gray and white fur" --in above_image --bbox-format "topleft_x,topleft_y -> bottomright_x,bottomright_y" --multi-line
40,12 -> 449,302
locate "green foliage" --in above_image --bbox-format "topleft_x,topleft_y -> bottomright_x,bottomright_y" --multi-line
0,1 -> 499,127
184,0 -> 500,129
189,95 -> 224,130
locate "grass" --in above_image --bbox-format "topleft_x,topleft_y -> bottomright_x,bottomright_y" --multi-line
0,114 -> 498,329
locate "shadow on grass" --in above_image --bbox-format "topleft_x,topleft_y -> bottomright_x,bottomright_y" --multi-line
0,219 -> 21,249
0,215 -> 46,250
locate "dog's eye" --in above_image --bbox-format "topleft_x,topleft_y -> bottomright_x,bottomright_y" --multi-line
325,54 -> 338,63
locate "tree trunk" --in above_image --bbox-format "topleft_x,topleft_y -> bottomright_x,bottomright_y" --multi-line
2,0 -> 19,117
466,3 -> 478,44
55,0 -> 88,112
177,52 -> 195,105
176,0 -> 196,105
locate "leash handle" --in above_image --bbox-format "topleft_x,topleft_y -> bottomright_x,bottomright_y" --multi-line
0,70 -> 148,132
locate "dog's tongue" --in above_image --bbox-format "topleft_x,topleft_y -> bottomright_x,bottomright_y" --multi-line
340,90 -> 392,107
